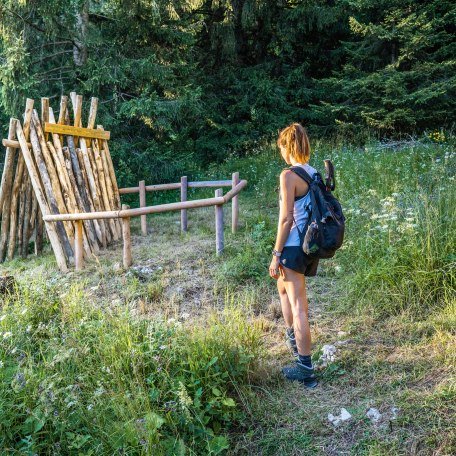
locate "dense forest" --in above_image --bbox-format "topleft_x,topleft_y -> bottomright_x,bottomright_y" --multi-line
0,0 -> 455,183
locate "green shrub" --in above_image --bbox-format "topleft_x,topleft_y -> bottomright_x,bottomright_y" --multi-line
0,281 -> 263,454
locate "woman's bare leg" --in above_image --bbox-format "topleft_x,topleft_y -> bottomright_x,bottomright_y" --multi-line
280,266 -> 311,356
277,275 -> 293,327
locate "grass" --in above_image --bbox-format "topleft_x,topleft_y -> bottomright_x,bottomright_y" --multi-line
0,135 -> 455,455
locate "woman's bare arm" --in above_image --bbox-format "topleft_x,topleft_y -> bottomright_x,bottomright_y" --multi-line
273,170 -> 296,252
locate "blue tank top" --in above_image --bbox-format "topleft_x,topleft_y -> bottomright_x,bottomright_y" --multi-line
280,163 -> 317,247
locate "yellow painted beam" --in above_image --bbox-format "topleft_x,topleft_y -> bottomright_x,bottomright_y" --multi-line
44,123 -> 110,140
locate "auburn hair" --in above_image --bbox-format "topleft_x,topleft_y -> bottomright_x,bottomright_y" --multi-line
276,122 -> 311,164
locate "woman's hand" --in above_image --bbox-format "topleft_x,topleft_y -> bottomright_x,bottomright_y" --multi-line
269,255 -> 282,280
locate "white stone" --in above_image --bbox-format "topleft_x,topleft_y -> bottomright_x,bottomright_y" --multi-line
328,408 -> 352,426
319,344 -> 337,366
366,407 -> 382,423
340,408 -> 352,421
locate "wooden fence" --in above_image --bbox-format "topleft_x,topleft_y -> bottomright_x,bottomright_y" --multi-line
119,172 -> 240,236
43,178 -> 247,271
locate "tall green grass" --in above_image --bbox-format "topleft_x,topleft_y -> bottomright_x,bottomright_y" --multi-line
214,137 -> 456,317
0,281 -> 263,454
331,142 -> 456,317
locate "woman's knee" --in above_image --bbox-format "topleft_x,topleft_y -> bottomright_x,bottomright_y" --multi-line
277,276 -> 287,295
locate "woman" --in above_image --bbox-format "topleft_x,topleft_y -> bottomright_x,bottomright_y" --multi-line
269,122 -> 319,389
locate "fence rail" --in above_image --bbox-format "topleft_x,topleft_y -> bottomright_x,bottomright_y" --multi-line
43,176 -> 247,271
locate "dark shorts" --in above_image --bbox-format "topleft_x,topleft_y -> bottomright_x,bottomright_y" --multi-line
279,246 -> 319,277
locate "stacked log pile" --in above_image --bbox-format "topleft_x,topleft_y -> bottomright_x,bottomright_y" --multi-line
0,93 -> 121,272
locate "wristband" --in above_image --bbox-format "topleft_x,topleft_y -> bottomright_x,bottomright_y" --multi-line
272,249 -> 282,257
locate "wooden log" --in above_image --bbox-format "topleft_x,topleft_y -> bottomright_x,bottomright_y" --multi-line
4,100 -> 35,260
97,128 -> 123,238
6,153 -> 25,260
30,194 -> 38,231
139,180 -> 147,235
78,102 -> 106,245
215,188 -> 224,256
232,172 -> 239,234
31,111 -> 75,248
44,123 -> 110,140
119,183 -> 181,194
188,180 -> 232,188
29,121 -> 74,263
69,92 -> 77,111
0,119 -> 19,216
64,111 -> 100,251
74,94 -> 83,127
62,147 -> 95,256
87,146 -> 111,244
35,211 -> 44,255
49,105 -> 92,257
100,146 -> 122,237
16,175 -> 28,257
16,121 -> 68,272
41,98 -> 49,141
0,119 -> 17,261
73,94 -> 83,147
1,139 -> 30,149
58,96 -> 68,124
42,180 -> 248,222
48,108 -> 76,210
76,147 -> 105,246
121,204 -> 132,269
21,175 -> 33,257
74,220 -> 84,270
0,196 -> 12,262
92,139 -> 119,240
87,98 -> 98,129
180,176 -> 188,233
118,180 -> 233,194
97,126 -> 120,207
47,141 -> 72,217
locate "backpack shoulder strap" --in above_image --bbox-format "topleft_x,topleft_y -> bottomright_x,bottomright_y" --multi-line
289,165 -> 313,185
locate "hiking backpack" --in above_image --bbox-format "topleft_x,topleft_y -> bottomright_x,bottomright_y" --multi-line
289,161 -> 345,259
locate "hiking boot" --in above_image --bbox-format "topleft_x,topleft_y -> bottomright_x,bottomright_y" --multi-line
282,360 -> 318,388
285,328 -> 299,358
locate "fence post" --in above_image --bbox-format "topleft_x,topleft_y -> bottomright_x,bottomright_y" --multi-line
139,180 -> 147,236
181,176 -> 188,232
232,172 -> 239,233
74,220 -> 84,270
215,188 -> 224,256
122,204 -> 132,268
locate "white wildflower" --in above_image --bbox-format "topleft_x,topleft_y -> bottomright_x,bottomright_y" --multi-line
94,385 -> 106,397
3,332 -> 12,339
